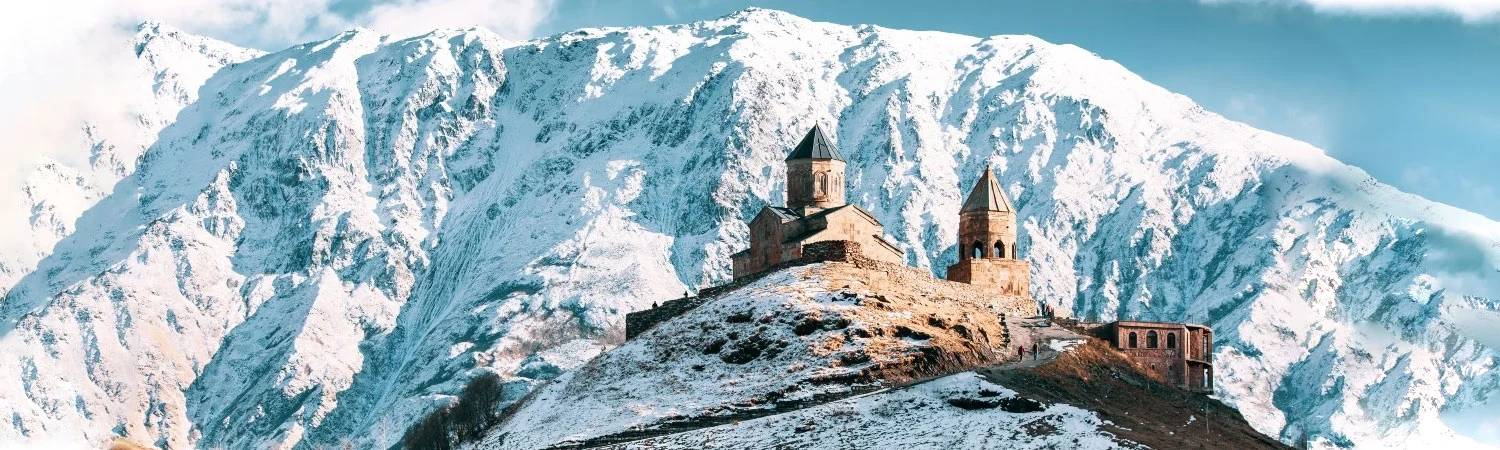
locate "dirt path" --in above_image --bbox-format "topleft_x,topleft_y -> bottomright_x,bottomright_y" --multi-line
986,316 -> 1083,369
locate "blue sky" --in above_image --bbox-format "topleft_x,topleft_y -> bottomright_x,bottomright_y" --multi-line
531,0 -> 1500,221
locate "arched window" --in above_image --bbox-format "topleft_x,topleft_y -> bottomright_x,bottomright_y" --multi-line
814,172 -> 827,198
995,241 -> 1006,260
1203,335 -> 1211,354
1127,332 -> 1138,348
1167,332 -> 1177,349
972,241 -> 984,259
1146,330 -> 1159,348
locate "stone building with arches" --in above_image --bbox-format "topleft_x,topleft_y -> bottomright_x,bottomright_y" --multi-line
1093,320 -> 1215,393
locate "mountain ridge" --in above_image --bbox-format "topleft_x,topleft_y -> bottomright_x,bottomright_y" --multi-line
0,8 -> 1496,449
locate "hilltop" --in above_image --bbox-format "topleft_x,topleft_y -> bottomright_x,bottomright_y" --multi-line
468,262 -> 1288,449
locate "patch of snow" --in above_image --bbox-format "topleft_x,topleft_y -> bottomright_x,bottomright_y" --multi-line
628,372 -> 1136,449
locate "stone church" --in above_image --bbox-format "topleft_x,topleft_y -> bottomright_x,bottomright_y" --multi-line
729,124 -> 1033,306
676,131 -> 1215,391
731,125 -> 905,279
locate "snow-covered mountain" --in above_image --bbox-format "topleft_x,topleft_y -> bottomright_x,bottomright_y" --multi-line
1,8 -> 1497,449
0,23 -> 262,297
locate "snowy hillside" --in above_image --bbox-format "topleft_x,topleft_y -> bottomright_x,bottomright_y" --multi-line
487,261 -> 1036,449
1,8 -> 1498,449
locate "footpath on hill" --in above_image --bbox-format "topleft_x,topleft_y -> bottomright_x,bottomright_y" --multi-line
986,317 -> 1082,369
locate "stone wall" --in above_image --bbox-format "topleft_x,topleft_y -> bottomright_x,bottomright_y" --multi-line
630,240 -> 865,340
958,209 -> 1017,259
801,239 -> 858,261
624,295 -> 712,341
1186,361 -> 1212,392
946,258 -> 1032,298
626,240 -> 1034,341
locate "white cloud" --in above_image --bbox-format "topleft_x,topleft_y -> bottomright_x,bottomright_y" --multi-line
1401,165 -> 1442,192
1204,0 -> 1500,22
1400,165 -> 1500,223
1223,92 -> 1334,149
1456,177 -> 1500,215
361,0 -> 557,41
0,0 -> 554,260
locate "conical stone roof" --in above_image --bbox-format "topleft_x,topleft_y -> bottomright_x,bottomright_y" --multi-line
961,165 -> 1014,212
786,124 -> 843,161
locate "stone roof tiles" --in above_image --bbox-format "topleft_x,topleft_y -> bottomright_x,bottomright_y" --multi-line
785,124 -> 843,161
960,165 -> 1014,213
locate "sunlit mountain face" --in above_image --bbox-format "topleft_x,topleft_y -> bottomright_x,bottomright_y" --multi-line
1,8 -> 1496,449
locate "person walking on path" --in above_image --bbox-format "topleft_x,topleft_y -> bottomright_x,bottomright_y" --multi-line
1031,342 -> 1039,360
1016,344 -> 1026,362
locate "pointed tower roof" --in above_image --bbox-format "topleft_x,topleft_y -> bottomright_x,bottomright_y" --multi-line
961,166 -> 1014,212
786,124 -> 843,161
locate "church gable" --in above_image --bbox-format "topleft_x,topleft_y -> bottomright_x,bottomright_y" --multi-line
751,207 -> 795,226
747,207 -> 795,251
732,124 -> 903,279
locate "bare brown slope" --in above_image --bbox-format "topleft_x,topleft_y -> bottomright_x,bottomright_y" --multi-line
981,340 -> 1291,450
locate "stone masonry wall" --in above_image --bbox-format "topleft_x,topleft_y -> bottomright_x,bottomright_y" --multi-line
946,258 -> 1031,298
626,240 -> 1036,341
628,240 -> 862,340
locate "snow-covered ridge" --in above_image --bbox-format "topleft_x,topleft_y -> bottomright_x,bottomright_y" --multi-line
0,8 -> 1496,449
0,22 -> 262,295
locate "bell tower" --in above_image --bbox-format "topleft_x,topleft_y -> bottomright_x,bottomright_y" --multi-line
958,165 -> 1016,261
785,125 -> 846,214
947,165 -> 1030,299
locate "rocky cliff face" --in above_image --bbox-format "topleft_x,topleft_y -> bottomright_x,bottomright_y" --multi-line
0,8 -> 1497,449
